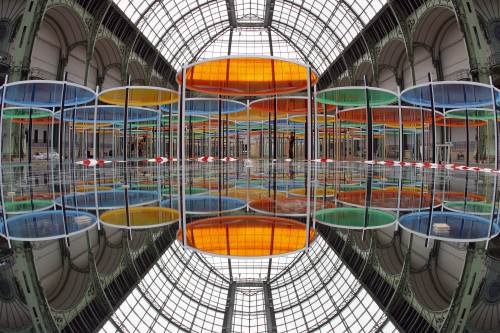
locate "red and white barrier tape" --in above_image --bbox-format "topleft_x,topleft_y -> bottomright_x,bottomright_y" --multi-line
364,160 -> 500,174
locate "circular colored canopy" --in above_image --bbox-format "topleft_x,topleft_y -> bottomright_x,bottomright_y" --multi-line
436,191 -> 485,202
177,215 -> 315,258
445,108 -> 496,120
12,117 -> 58,125
436,118 -> 488,127
288,187 -> 336,197
444,201 -> 492,216
399,211 -> 499,242
130,184 -> 206,196
338,106 -> 443,126
3,200 -> 54,214
249,197 -> 335,217
100,207 -> 179,229
222,188 -> 287,201
337,189 -> 440,211
4,80 -> 95,107
55,105 -> 160,124
5,210 -> 97,241
191,119 -> 234,129
2,107 -> 53,119
250,97 -> 335,114
316,87 -> 398,107
161,195 -> 246,215
178,57 -> 317,96
225,109 -> 287,121
400,82 -> 498,109
289,115 -> 335,124
99,86 -> 178,106
168,98 -> 247,114
316,207 -> 396,230
54,190 -> 159,210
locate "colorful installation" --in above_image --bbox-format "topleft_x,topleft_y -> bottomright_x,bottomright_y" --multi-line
0,68 -> 499,251
178,57 -> 318,96
399,211 -> 499,242
315,207 -> 396,230
177,215 -> 315,257
99,207 -> 179,229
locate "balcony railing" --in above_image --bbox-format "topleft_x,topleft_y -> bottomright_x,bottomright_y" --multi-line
0,51 -> 12,67
489,52 -> 500,68
29,67 -> 56,80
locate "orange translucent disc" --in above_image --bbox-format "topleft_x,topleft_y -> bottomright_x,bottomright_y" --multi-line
249,197 -> 335,216
436,118 -> 488,127
179,57 -> 317,96
338,189 -> 441,210
250,97 -> 335,114
338,106 -> 443,126
177,215 -> 315,257
435,191 -> 485,202
191,119 -> 234,129
224,109 -> 288,121
221,188 -> 287,201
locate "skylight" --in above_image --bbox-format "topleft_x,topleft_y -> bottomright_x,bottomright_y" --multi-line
99,236 -> 399,332
112,0 -> 386,75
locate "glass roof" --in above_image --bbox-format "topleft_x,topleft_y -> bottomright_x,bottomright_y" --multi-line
99,236 -> 399,333
112,0 -> 386,74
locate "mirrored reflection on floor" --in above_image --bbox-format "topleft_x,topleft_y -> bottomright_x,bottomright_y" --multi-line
1,160 -> 498,253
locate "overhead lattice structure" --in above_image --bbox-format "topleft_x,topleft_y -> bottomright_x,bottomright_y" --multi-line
99,234 -> 399,333
112,0 -> 386,74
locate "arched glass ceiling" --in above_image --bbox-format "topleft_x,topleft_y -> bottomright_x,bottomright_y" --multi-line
112,0 -> 386,74
99,235 -> 399,333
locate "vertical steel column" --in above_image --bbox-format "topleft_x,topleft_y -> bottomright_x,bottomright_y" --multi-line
314,85 -> 319,160
428,73 -> 437,163
273,95 -> 277,161
364,76 -> 373,160
490,77 -> 499,168
323,103 -> 328,159
58,73 -> 70,246
0,75 -> 10,247
122,78 -> 132,239
93,86 -> 100,231
305,66 -> 313,248
247,100 -> 250,160
218,97 -> 222,159
179,66 -> 187,246
398,87 -> 404,161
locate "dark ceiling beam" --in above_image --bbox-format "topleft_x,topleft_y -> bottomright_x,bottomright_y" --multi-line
264,0 -> 275,27
226,0 -> 237,27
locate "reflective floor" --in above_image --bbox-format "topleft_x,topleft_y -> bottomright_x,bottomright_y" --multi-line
1,160 -> 498,252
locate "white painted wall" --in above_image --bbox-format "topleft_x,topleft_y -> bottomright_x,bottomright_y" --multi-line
66,45 -> 87,85
87,57 -> 99,89
440,23 -> 469,80
413,46 -> 437,84
402,57 -> 413,89
31,22 -> 60,79
102,66 -> 121,90
378,67 -> 398,92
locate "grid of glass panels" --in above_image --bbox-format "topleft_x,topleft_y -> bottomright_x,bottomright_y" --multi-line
111,0 -> 385,74
234,0 -> 266,24
198,27 -> 304,63
232,286 -> 268,332
100,234 -> 398,333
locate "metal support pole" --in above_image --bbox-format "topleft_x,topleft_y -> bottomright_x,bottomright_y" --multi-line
305,66 -> 313,248
428,73 -> 437,163
364,76 -> 373,160
490,76 -> 499,169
